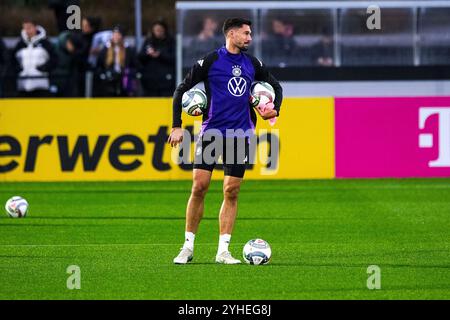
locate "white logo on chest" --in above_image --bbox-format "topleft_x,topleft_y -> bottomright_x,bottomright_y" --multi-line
232,65 -> 242,77
227,77 -> 247,97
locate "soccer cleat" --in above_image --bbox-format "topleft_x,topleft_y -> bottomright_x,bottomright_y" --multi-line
215,251 -> 241,264
173,248 -> 193,264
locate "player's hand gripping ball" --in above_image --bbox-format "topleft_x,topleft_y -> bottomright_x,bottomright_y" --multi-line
182,88 -> 207,116
249,81 -> 275,108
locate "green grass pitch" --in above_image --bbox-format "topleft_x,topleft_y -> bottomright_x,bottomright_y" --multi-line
0,179 -> 449,300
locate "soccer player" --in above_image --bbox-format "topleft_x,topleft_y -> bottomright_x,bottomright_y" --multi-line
169,18 -> 283,264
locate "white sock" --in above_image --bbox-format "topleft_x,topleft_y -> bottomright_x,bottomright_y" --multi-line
182,232 -> 195,251
217,234 -> 231,255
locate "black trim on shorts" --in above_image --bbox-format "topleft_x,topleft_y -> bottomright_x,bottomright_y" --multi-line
193,136 -> 250,178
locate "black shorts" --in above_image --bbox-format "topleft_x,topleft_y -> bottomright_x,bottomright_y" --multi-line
193,136 -> 250,178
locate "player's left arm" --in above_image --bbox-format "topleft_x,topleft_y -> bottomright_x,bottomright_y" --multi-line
250,56 -> 283,117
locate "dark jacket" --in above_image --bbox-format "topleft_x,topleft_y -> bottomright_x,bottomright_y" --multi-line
262,34 -> 300,67
79,31 -> 94,71
0,38 -> 7,96
52,31 -> 84,96
96,42 -> 137,96
138,36 -> 175,91
0,38 -> 6,73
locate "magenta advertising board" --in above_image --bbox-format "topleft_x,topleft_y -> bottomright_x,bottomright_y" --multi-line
335,97 -> 450,178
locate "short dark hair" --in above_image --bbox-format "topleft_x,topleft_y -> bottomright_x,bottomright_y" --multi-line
222,18 -> 252,36
22,18 -> 36,25
85,16 -> 102,33
151,19 -> 169,33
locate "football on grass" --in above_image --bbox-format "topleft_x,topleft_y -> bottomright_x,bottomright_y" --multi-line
5,196 -> 29,218
243,239 -> 271,265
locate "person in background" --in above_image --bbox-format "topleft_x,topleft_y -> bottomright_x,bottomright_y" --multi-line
81,17 -> 101,61
88,26 -> 113,68
188,17 -> 223,64
138,20 -> 175,97
0,37 -> 7,97
52,31 -> 83,97
90,25 -> 113,97
12,19 -> 57,97
310,28 -> 334,67
263,19 -> 299,68
73,16 -> 101,96
0,37 -> 6,71
96,26 -> 136,97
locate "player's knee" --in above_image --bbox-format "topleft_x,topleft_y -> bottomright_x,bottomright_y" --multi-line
223,184 -> 240,201
191,181 -> 209,198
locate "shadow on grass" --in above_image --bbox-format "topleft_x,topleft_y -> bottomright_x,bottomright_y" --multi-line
8,188 -> 340,195
265,262 -> 450,269
169,261 -> 450,269
0,223 -> 103,227
13,189 -> 196,194
0,255 -> 76,259
20,216 -> 325,221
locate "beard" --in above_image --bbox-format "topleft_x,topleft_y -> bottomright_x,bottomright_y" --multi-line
238,43 -> 249,51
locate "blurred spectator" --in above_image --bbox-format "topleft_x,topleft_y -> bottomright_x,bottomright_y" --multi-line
90,28 -> 113,97
188,17 -> 222,63
12,20 -> 57,97
73,16 -> 101,96
0,37 -> 7,97
52,31 -> 84,97
48,0 -> 81,33
263,19 -> 299,67
311,28 -> 334,67
96,26 -> 136,97
0,38 -> 6,70
89,29 -> 113,68
138,20 -> 175,97
81,17 -> 101,60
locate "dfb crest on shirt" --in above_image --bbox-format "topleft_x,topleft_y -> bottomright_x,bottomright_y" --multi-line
232,65 -> 242,77
228,77 -> 247,97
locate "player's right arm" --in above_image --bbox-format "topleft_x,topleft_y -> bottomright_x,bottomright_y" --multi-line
169,53 -> 216,147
